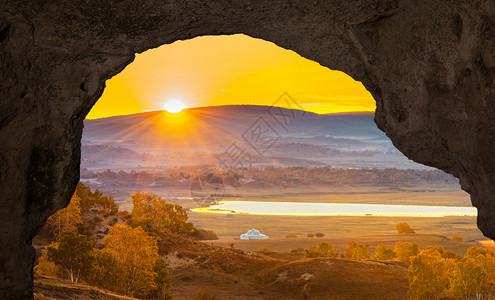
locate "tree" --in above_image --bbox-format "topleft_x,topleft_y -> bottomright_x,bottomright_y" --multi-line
75,183 -> 119,213
396,223 -> 415,234
466,246 -> 495,287
286,233 -> 298,238
315,233 -> 325,238
130,192 -> 194,236
451,235 -> 463,242
307,233 -> 315,238
448,257 -> 490,299
345,241 -> 370,259
86,248 -> 119,291
46,229 -> 94,283
44,195 -> 82,237
304,242 -> 338,258
102,224 -> 161,298
408,247 -> 457,299
373,244 -> 396,261
35,247 -> 63,278
152,258 -> 174,300
317,242 -> 339,258
395,241 -> 419,264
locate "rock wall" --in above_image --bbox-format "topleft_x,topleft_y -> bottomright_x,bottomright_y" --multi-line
0,0 -> 494,298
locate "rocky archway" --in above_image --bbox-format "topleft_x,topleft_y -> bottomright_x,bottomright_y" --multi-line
1,0 -> 495,298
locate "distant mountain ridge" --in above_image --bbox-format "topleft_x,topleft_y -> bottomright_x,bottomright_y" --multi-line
83,105 -> 384,147
82,105 -> 426,169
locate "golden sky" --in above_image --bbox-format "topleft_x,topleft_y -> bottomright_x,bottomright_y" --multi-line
86,34 -> 375,119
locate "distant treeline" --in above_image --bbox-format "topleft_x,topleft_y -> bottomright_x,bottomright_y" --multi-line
81,165 -> 458,188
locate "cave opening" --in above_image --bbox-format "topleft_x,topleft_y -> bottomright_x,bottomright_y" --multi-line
31,34 -> 485,299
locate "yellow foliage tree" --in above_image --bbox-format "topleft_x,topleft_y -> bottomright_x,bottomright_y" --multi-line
131,192 -> 193,235
345,241 -> 370,259
448,257 -> 490,299
44,195 -> 82,237
408,247 -> 457,299
396,222 -> 415,234
373,244 -> 396,261
395,241 -> 419,264
103,224 -> 160,298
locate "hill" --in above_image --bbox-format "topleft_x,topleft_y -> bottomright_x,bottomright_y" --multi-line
82,105 -> 424,170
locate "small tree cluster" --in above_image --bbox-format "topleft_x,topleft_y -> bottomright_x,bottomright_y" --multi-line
130,192 -> 194,236
36,225 -> 173,299
373,244 -> 396,261
407,246 -> 494,300
304,242 -> 339,258
345,241 -> 370,259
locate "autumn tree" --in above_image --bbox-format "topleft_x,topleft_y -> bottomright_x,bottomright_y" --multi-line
46,229 -> 94,283
408,247 -> 457,299
152,258 -> 174,300
130,192 -> 194,236
448,257 -> 490,299
395,241 -> 419,264
304,242 -> 338,258
85,248 -> 119,290
102,224 -> 172,299
396,222 -> 415,234
44,195 -> 82,237
345,241 -> 370,259
451,235 -> 463,242
75,183 -> 119,213
466,246 -> 495,287
373,244 -> 396,261
286,233 -> 298,238
35,247 -> 63,278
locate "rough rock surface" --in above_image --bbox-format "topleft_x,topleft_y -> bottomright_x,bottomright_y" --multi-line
0,0 -> 494,298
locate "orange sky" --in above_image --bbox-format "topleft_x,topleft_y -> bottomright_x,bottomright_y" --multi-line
86,34 -> 375,119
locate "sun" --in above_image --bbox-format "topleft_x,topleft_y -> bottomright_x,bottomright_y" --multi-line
163,99 -> 186,114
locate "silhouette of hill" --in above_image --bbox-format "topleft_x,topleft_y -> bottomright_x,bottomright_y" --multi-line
82,105 -> 423,169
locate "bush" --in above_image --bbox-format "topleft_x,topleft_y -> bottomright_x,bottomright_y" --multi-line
373,244 -> 396,260
451,235 -> 463,242
258,248 -> 272,255
396,222 -> 415,234
290,248 -> 305,254
304,242 -> 338,258
192,228 -> 219,240
315,233 -> 325,238
345,241 -> 370,259
307,233 -> 315,238
286,233 -> 298,238
395,241 -> 419,264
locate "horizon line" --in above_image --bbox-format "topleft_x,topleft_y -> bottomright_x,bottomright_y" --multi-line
85,104 -> 375,120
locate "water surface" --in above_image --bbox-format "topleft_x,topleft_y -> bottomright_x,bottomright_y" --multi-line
191,201 -> 477,217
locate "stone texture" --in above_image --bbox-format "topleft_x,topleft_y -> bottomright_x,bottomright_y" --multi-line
0,0 -> 494,298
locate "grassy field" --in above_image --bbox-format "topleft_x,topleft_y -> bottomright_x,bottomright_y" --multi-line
208,234 -> 479,256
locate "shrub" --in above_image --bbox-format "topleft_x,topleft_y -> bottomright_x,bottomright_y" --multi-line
192,228 -> 219,240
290,248 -> 305,254
396,222 -> 415,234
307,233 -> 315,238
304,242 -> 338,258
286,233 -> 298,238
373,244 -> 396,260
395,241 -> 419,264
315,233 -> 325,238
451,235 -> 463,242
345,241 -> 370,259
258,248 -> 271,255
